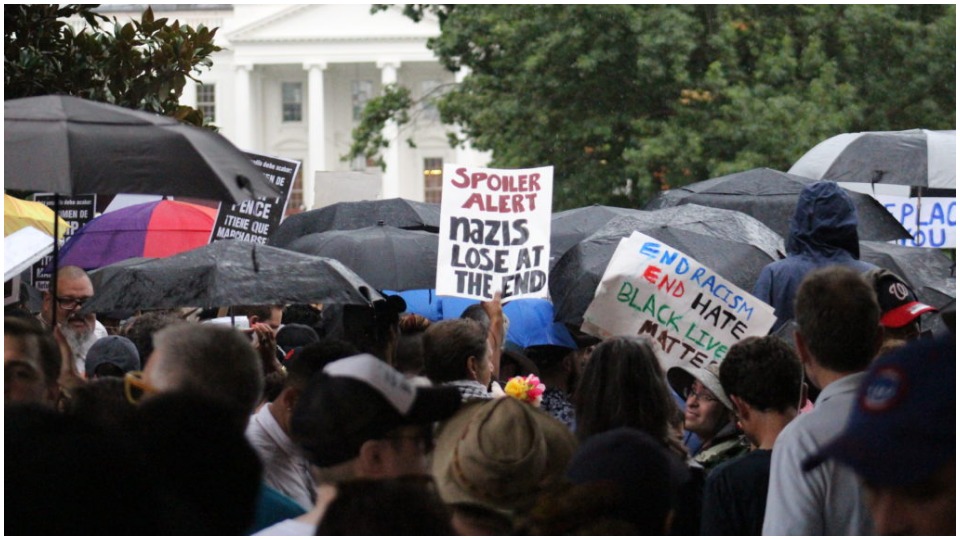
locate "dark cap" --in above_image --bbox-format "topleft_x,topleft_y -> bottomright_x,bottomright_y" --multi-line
865,268 -> 937,328
84,336 -> 140,377
802,333 -> 955,486
291,353 -> 461,468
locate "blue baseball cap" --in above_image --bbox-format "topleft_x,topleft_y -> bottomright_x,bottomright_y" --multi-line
802,333 -> 955,486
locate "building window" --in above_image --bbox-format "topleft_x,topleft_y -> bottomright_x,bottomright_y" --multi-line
282,82 -> 303,122
352,80 -> 373,122
286,167 -> 304,216
197,83 -> 216,123
424,158 -> 443,203
420,79 -> 442,122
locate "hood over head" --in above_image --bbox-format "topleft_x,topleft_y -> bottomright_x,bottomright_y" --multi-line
786,182 -> 861,260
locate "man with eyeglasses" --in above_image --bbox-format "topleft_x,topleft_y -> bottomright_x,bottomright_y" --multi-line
39,266 -> 108,375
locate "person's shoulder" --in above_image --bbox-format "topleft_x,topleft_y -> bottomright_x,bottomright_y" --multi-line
707,447 -> 769,481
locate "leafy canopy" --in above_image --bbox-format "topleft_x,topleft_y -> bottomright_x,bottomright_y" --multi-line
5,4 -> 221,127
349,5 -> 955,209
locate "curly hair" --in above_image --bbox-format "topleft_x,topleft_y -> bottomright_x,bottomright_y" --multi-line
719,336 -> 802,413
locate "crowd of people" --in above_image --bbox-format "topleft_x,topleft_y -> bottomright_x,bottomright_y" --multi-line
4,182 -> 955,535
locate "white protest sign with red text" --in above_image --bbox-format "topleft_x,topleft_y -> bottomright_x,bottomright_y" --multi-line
582,231 -> 776,371
436,164 -> 553,301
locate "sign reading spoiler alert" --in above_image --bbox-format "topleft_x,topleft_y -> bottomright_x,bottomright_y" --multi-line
436,164 -> 553,301
582,231 -> 776,371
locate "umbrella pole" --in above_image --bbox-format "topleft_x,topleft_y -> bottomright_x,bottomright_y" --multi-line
50,194 -> 61,329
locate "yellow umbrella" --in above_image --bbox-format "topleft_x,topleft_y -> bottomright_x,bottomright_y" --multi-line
4,194 -> 70,238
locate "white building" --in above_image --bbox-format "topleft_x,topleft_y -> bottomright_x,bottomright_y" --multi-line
93,4 -> 490,212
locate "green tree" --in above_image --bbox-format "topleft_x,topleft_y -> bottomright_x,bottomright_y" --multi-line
350,5 -> 955,209
4,4 -> 221,127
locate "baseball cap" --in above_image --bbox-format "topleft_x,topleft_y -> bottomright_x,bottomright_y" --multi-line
667,362 -> 733,410
290,353 -> 461,468
84,336 -> 140,377
865,268 -> 937,328
802,333 -> 955,486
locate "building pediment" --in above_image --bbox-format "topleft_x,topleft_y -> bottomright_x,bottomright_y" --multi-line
226,4 -> 438,44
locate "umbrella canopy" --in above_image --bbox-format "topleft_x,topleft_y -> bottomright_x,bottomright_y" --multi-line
644,168 -> 911,242
550,226 -> 775,327
56,200 -> 217,270
4,95 -> 280,203
789,129 -> 956,191
4,194 -> 70,238
5,226 -> 55,281
285,224 -> 439,291
549,204 -> 648,267
268,198 -> 441,247
81,240 -> 382,313
592,204 -> 785,260
859,241 -> 956,309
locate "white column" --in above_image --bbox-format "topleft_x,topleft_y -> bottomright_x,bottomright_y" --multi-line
305,62 -> 327,210
180,79 -> 197,108
378,60 -> 401,199
234,63 -> 254,151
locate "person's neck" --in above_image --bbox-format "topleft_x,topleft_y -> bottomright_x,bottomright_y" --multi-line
749,410 -> 798,450
267,401 -> 291,435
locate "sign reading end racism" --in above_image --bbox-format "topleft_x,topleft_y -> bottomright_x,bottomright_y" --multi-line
436,164 -> 553,301
581,231 -> 776,371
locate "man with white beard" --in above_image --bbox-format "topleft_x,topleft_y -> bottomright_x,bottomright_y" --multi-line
40,266 -> 108,376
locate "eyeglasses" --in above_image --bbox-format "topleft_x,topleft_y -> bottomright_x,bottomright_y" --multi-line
56,296 -> 91,310
683,385 -> 719,403
123,370 -> 157,405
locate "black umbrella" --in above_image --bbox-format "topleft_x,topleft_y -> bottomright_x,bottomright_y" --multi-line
81,240 -> 382,313
285,224 -> 439,291
4,95 -> 280,203
644,168 -> 911,243
268,198 -> 441,248
549,204 -> 647,266
859,241 -> 956,309
550,226 -> 775,327
591,204 -> 785,260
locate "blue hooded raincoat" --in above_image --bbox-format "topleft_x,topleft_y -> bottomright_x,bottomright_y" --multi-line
753,182 -> 876,331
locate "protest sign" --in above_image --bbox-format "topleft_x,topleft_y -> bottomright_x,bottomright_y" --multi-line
581,231 -> 776,371
210,152 -> 299,244
436,164 -> 553,301
877,195 -> 955,248
30,193 -> 97,291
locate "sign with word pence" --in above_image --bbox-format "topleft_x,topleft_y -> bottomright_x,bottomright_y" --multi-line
210,152 -> 299,245
581,231 -> 776,371
30,193 -> 97,292
436,164 -> 553,301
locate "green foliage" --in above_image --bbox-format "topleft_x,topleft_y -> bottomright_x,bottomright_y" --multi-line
355,5 -> 955,209
4,4 -> 221,127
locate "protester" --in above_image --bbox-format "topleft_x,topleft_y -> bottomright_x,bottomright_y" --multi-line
667,363 -> 748,471
246,338 -> 359,509
62,376 -> 137,431
275,323 -> 320,360
39,266 -> 109,374
336,295 -> 407,363
254,353 -> 462,535
118,309 -> 183,369
802,333 -> 955,535
4,316 -> 61,407
762,265 -> 881,535
524,344 -> 577,430
315,477 -> 455,535
753,181 -> 876,331
234,303 -> 285,332
431,396 -> 578,527
701,336 -> 803,535
864,267 -> 938,342
84,335 -> 140,378
394,313 -> 431,375
423,318 -> 497,401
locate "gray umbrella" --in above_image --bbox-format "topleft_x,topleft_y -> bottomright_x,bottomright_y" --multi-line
549,204 -> 648,267
81,240 -> 382,313
4,95 -> 280,203
285,224 -> 439,291
859,241 -> 956,309
644,168 -> 911,243
268,198 -> 441,247
550,226 -> 775,327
